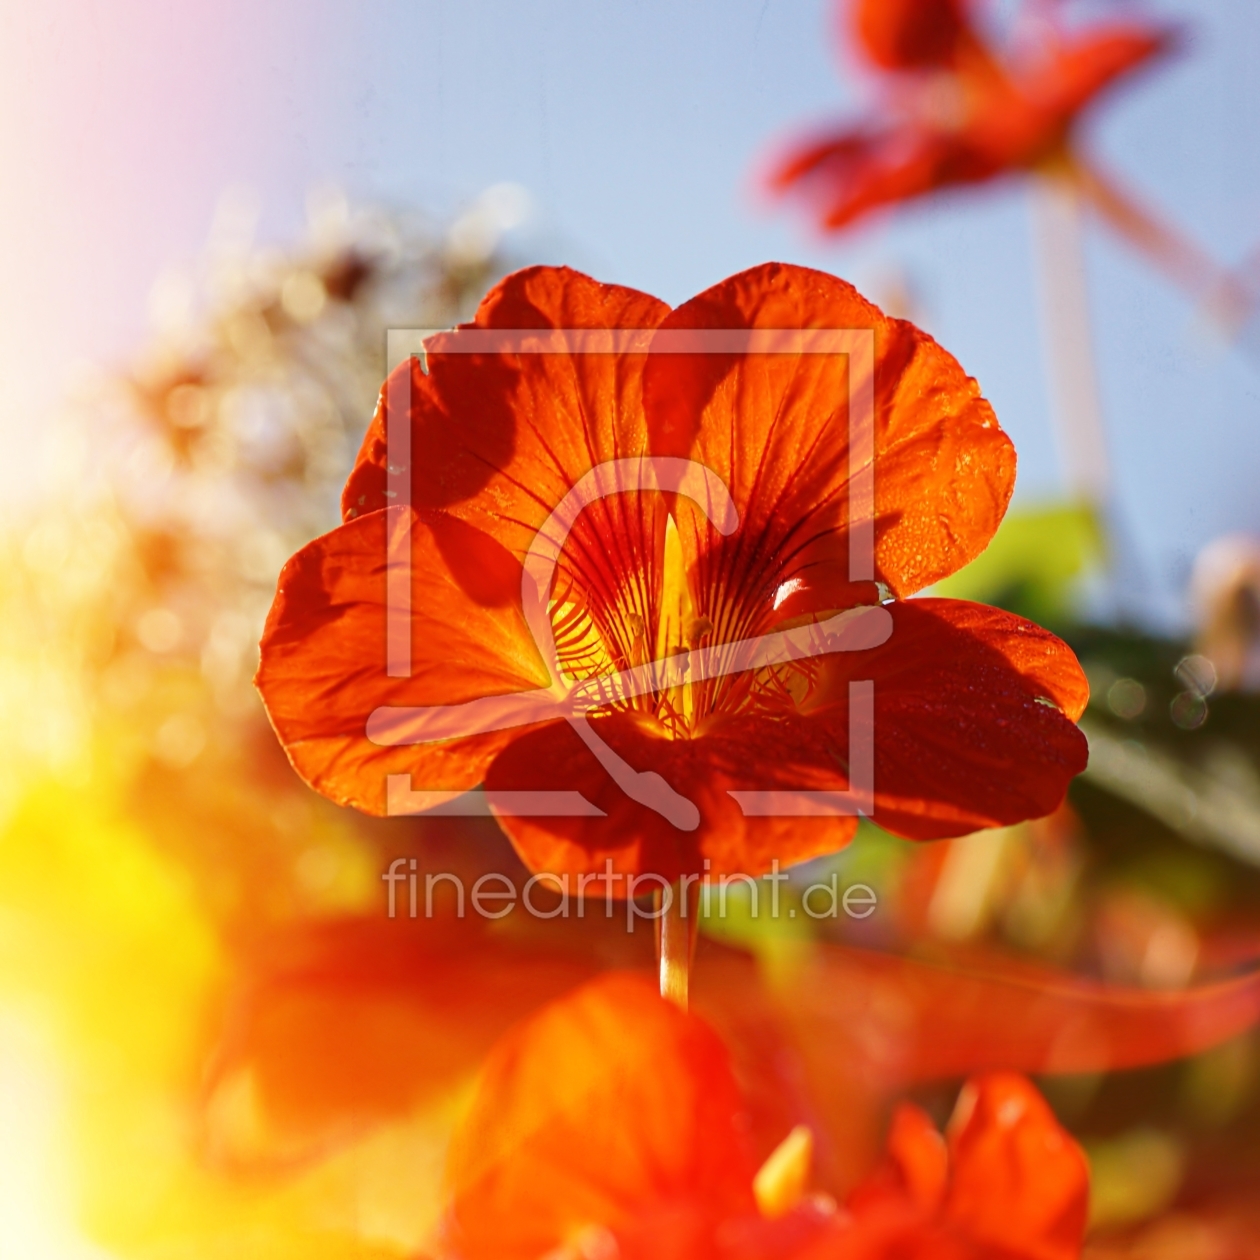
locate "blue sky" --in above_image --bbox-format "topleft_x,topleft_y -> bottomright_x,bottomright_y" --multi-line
3,0 -> 1258,624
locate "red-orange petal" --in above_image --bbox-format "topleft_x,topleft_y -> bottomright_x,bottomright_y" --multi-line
483,708 -> 859,885
1021,25 -> 1176,124
769,123 -> 990,234
846,1102 -> 949,1216
832,1075 -> 1085,1260
805,598 -> 1088,840
343,265 -> 669,527
341,266 -> 673,648
255,505 -> 549,815
643,263 -> 1014,616
850,0 -> 973,72
829,1074 -> 1085,1260
943,1073 -> 1089,1260
441,972 -> 756,1260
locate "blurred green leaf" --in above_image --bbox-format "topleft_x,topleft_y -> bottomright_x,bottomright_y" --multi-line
935,501 -> 1103,627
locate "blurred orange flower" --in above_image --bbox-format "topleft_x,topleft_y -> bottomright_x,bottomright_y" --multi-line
198,903 -> 1260,1188
256,262 -> 1087,885
770,0 -> 1171,232
836,1073 -> 1088,1260
440,971 -> 1089,1260
852,0 -> 977,72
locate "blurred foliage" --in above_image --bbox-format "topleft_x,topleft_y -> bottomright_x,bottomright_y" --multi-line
6,189 -> 526,930
0,190 -> 532,1257
898,504 -> 1260,1243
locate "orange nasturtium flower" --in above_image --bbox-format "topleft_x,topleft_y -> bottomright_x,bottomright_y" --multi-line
441,972 -> 1088,1260
256,262 -> 1087,886
769,0 -> 1183,250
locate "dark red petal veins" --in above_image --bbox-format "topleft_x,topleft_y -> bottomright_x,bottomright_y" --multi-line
642,263 -> 1014,644
341,265 -> 675,672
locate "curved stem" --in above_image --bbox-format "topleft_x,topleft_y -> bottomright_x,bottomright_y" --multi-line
656,881 -> 695,1011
